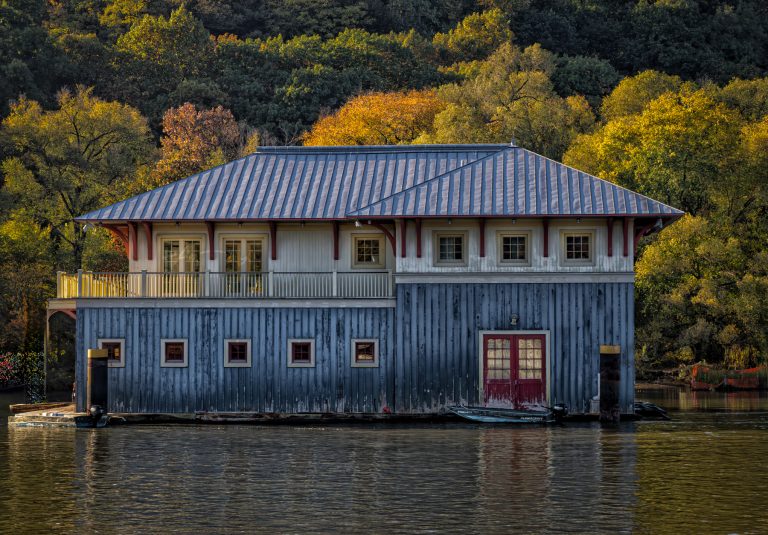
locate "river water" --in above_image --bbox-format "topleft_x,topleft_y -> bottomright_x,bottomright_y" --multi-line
1,387 -> 767,534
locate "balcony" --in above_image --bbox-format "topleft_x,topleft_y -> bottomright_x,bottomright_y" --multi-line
56,271 -> 394,299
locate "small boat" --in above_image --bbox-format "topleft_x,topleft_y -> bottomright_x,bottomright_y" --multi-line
448,404 -> 567,424
634,401 -> 670,420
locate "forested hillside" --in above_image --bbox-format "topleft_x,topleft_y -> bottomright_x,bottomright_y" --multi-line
1,0 -> 767,375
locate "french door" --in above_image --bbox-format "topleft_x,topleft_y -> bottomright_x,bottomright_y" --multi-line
482,333 -> 546,407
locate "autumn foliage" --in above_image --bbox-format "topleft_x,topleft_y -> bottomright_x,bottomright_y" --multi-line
302,90 -> 445,146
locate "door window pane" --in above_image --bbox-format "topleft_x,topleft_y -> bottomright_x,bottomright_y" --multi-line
225,240 -> 241,273
184,240 -> 201,272
518,337 -> 543,379
247,240 -> 263,272
163,241 -> 180,272
487,337 -> 510,380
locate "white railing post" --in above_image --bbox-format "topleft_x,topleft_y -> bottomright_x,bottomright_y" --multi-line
77,269 -> 83,297
268,269 -> 274,297
388,270 -> 393,297
140,270 -> 147,297
332,270 -> 338,297
205,270 -> 210,298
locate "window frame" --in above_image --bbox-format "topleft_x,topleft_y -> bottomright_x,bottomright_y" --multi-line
161,338 -> 188,368
433,231 -> 468,267
98,338 -> 125,368
560,230 -> 596,266
351,233 -> 386,269
224,339 -> 251,368
496,231 -> 532,266
219,234 -> 268,273
157,234 -> 205,273
287,339 -> 315,368
350,339 -> 379,368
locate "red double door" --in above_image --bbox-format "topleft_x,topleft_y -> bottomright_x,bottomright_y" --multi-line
483,333 -> 546,407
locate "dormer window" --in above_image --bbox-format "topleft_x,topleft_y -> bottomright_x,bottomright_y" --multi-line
352,235 -> 384,268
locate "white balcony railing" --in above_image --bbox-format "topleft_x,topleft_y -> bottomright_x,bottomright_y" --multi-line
56,271 -> 394,299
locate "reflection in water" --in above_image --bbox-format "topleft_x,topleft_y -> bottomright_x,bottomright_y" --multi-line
1,389 -> 767,533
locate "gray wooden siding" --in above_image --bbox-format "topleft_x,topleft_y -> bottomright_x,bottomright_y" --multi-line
76,307 -> 395,413
76,282 -> 634,415
394,283 -> 635,414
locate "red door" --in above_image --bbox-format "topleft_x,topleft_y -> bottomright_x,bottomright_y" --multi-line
483,334 -> 546,407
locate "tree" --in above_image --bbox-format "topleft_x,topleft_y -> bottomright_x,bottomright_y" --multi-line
432,9 -> 513,64
112,6 -> 217,127
0,215 -> 52,351
551,55 -> 619,109
599,70 -> 682,121
565,87 -> 741,215
717,77 -> 768,122
423,42 -> 595,159
303,89 -> 444,145
150,103 -> 241,188
0,87 -> 153,269
262,0 -> 371,39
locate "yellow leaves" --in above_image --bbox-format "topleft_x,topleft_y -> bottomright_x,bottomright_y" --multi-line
302,89 -> 445,146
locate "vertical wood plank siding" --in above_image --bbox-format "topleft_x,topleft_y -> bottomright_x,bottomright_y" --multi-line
76,282 -> 634,415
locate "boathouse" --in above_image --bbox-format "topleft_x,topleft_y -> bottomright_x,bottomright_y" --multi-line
48,144 -> 683,416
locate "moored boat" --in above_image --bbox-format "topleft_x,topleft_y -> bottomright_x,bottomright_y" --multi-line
448,404 -> 567,424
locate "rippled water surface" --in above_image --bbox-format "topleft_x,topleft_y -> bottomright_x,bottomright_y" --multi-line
2,387 -> 768,534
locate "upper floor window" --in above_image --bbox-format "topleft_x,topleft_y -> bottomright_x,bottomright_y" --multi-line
98,338 -> 125,368
434,232 -> 467,266
352,235 -> 384,268
497,232 -> 530,266
561,231 -> 594,265
162,239 -> 201,273
224,238 -> 264,273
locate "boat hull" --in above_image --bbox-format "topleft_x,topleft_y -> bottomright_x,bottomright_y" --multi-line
448,406 -> 555,424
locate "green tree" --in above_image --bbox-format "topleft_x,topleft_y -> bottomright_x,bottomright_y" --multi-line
113,6 -> 217,127
0,87 -> 153,269
599,70 -> 682,121
565,86 -> 740,215
432,9 -> 512,65
552,55 -> 619,109
423,42 -> 594,159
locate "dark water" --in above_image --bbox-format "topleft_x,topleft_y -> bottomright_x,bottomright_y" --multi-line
1,387 -> 767,534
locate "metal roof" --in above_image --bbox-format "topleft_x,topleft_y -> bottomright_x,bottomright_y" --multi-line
350,147 -> 683,218
77,144 -> 684,222
78,145 -> 504,222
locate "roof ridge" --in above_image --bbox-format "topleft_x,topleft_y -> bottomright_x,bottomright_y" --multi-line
348,148 -> 511,217
254,144 -> 509,154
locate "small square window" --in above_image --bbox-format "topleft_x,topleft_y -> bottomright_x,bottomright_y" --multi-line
498,232 -> 531,265
352,235 -> 385,268
288,339 -> 315,367
161,339 -> 188,367
225,339 -> 251,368
351,339 -> 379,368
98,339 -> 125,368
561,231 -> 594,265
434,232 -> 467,266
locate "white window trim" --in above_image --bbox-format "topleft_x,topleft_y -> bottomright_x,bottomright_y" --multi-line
351,233 -> 386,269
157,234 -> 206,273
351,339 -> 379,368
560,230 -> 596,266
161,338 -> 188,368
219,234 -> 268,272
496,230 -> 532,266
224,339 -> 251,368
98,338 -> 125,368
288,339 -> 315,368
433,231 -> 468,267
